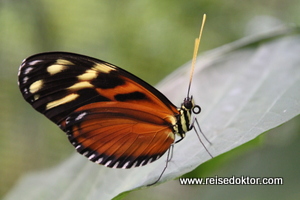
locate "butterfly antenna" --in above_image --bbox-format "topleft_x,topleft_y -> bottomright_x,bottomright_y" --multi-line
187,14 -> 206,98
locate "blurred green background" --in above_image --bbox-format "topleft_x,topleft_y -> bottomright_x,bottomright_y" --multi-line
0,0 -> 299,199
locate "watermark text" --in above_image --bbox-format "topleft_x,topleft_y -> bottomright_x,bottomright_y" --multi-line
179,175 -> 283,185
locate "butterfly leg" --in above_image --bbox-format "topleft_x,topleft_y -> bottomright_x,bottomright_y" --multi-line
147,141 -> 176,186
167,143 -> 174,162
193,118 -> 212,145
191,118 -> 213,158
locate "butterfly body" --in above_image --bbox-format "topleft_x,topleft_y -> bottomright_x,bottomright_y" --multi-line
18,52 -> 196,169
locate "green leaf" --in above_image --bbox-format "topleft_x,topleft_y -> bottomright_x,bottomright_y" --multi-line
5,27 -> 300,200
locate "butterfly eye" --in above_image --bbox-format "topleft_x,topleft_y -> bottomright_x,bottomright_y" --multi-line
183,98 -> 193,109
192,105 -> 201,114
183,101 -> 193,110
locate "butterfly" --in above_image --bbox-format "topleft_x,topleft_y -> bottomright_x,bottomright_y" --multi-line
18,15 -> 211,184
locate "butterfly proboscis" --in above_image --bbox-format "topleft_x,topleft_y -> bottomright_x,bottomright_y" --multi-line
148,14 -> 212,186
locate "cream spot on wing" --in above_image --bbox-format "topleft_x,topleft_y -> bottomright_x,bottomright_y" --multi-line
96,157 -> 103,164
22,76 -> 29,84
104,160 -> 112,167
65,116 -> 71,125
146,158 -> 153,165
28,60 -> 43,66
89,154 -> 96,160
68,82 -> 94,91
56,59 -> 74,65
140,160 -> 146,166
24,67 -> 34,74
92,63 -> 115,73
47,59 -> 74,75
29,80 -> 43,93
33,94 -> 40,101
122,161 -> 130,169
46,93 -> 79,110
112,161 -> 120,168
77,69 -> 98,81
75,112 -> 87,121
131,160 -> 139,167
47,64 -> 68,75
20,59 -> 26,68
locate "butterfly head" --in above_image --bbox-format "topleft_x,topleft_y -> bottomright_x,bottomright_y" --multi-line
182,96 -> 201,115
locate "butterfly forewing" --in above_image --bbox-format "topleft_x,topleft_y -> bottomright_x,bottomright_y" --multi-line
18,52 -> 180,168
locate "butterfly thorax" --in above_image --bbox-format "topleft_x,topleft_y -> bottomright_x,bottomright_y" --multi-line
173,97 -> 198,141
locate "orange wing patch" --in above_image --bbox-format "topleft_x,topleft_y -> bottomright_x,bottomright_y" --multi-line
64,102 -> 176,168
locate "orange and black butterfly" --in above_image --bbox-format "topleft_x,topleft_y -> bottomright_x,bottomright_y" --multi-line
18,15 -> 210,183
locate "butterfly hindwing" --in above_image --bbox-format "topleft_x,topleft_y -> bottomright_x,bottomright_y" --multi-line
18,52 -> 180,168
65,102 -> 175,168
